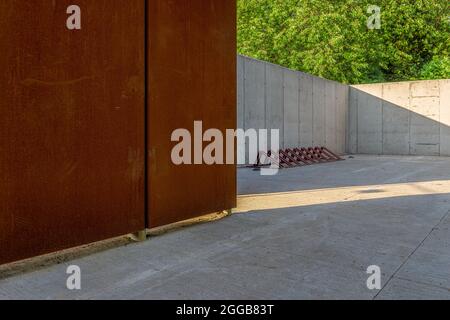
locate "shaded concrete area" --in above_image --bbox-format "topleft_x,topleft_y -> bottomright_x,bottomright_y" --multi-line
350,79 -> 450,156
1,155 -> 450,299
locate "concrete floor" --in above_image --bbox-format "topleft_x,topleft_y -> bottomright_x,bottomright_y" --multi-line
1,155 -> 450,299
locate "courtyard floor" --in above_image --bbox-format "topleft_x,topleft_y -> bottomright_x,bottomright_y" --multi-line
1,155 -> 449,299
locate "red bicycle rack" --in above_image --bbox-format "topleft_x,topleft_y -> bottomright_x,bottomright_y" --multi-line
253,147 -> 344,169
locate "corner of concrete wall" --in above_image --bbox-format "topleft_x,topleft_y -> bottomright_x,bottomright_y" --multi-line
239,55 -> 450,158
237,54 -> 349,156
347,87 -> 358,154
350,79 -> 450,157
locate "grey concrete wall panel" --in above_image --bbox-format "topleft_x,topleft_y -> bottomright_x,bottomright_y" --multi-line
283,69 -> 299,148
243,57 -> 266,131
234,56 -> 450,157
351,79 -> 450,157
348,88 -> 359,154
237,56 -> 245,131
325,80 -> 337,152
243,57 -> 265,162
409,96 -> 440,155
265,63 -> 284,149
299,72 -> 314,147
383,101 -> 410,155
312,77 -> 326,146
409,114 -> 440,155
357,91 -> 382,154
336,84 -> 348,154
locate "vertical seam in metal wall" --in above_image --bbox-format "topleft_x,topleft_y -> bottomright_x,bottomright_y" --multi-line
144,0 -> 149,228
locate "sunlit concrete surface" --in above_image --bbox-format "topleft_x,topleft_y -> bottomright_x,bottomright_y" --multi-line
1,155 -> 450,300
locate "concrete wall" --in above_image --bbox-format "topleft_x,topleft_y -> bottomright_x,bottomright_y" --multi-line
238,55 -> 348,162
349,80 -> 450,156
238,55 -> 450,158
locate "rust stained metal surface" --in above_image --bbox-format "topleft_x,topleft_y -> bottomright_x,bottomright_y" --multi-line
0,0 -> 145,264
148,0 -> 237,228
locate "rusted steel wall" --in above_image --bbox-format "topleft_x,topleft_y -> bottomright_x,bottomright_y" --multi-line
148,0 -> 237,227
0,0 -> 145,264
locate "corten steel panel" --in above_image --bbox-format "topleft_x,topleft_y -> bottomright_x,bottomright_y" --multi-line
0,0 -> 145,264
148,0 -> 237,228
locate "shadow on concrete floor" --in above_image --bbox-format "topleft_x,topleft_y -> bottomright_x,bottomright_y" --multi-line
0,155 -> 449,300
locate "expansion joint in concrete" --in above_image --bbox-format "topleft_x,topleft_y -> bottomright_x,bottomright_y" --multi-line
373,208 -> 450,299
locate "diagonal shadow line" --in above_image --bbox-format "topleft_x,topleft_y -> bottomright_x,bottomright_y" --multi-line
349,81 -> 450,157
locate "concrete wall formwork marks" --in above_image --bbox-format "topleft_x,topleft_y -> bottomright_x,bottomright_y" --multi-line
237,55 -> 449,158
238,55 -> 348,158
350,80 -> 450,156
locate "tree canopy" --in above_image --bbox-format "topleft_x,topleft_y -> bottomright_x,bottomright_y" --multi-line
237,0 -> 450,84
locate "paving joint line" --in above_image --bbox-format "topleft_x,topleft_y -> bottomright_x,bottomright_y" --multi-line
373,208 -> 450,299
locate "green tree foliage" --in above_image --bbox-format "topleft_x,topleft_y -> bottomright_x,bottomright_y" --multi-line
420,56 -> 450,79
237,0 -> 450,84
